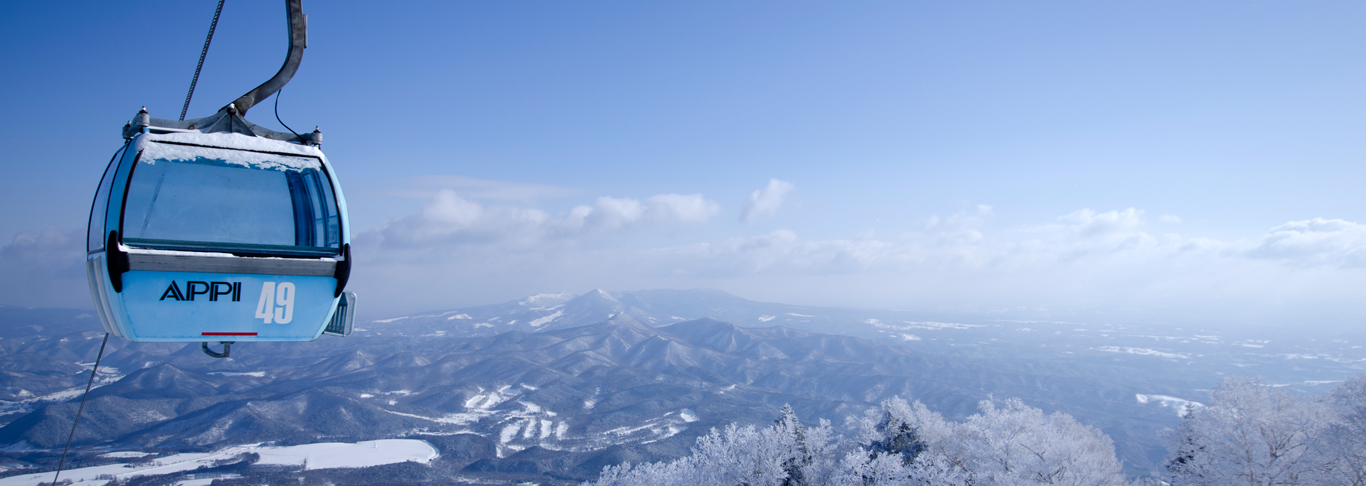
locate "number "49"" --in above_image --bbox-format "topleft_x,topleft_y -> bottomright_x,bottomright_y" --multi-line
254,282 -> 296,324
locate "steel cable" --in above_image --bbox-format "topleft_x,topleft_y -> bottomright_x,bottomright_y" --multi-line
180,0 -> 227,121
51,333 -> 110,485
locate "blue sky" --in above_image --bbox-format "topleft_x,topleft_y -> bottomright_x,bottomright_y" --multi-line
2,1 -> 1364,328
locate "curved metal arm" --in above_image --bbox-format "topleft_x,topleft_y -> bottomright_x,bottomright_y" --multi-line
227,0 -> 306,117
202,341 -> 233,358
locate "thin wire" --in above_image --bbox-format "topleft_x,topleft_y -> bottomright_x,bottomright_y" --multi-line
274,89 -> 303,141
181,0 -> 227,121
52,333 -> 110,486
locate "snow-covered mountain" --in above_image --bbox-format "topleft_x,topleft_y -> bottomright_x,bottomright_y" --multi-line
0,291 -> 1362,484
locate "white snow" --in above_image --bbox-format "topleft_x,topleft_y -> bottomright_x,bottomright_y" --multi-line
142,139 -> 320,172
758,315 -> 776,322
867,321 -> 984,331
1136,394 -> 1204,417
604,423 -> 655,437
372,316 -> 409,323
206,371 -> 265,377
26,378 -> 119,404
144,130 -> 321,155
540,419 -> 555,439
901,334 -> 922,341
447,314 -> 472,320
1096,346 -> 1189,360
462,386 -> 518,412
528,311 -> 564,327
253,439 -> 437,470
175,477 -> 239,486
99,451 -> 152,458
500,423 -> 523,443
679,409 -> 699,423
786,313 -> 815,317
384,409 -> 482,425
0,440 -> 434,486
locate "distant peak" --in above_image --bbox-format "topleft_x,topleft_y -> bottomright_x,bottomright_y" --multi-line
519,292 -> 576,308
573,289 -> 622,304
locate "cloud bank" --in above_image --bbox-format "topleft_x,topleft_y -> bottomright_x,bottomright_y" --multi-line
741,179 -> 795,223
5,177 -> 1363,331
0,226 -> 89,309
346,190 -> 1366,326
372,189 -> 721,249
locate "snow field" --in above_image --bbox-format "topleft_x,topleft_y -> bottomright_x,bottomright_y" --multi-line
0,440 -> 436,486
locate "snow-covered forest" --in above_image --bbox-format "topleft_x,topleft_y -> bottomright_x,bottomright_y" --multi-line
1166,375 -> 1366,486
589,375 -> 1366,486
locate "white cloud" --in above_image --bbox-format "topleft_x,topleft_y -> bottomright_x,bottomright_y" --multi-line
558,194 -> 719,233
646,194 -> 721,224
1246,218 -> 1366,267
575,196 -> 646,232
342,203 -> 1366,323
376,189 -> 551,248
384,175 -> 578,200
0,226 -> 89,308
740,179 -> 795,223
1012,208 -> 1160,264
371,189 -> 720,249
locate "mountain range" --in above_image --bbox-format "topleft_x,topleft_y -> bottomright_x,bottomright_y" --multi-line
0,289 -> 1362,484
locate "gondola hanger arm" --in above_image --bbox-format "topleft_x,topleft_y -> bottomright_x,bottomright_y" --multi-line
227,0 -> 306,117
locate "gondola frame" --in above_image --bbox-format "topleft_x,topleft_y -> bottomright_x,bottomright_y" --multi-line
86,127 -> 352,342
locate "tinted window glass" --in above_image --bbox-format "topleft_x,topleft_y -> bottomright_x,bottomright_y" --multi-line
120,143 -> 340,255
87,146 -> 124,252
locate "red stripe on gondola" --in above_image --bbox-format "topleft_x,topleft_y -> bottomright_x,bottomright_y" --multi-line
202,332 -> 257,336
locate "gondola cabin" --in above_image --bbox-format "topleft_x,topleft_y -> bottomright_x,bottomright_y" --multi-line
87,124 -> 354,343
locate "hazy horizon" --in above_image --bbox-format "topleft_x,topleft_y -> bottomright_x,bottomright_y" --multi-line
3,1 -> 1364,331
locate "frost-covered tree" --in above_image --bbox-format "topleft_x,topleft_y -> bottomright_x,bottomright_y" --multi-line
800,417 -> 845,486
955,399 -> 1128,486
776,405 -> 814,486
691,423 -> 790,485
593,397 -> 1127,486
1164,377 -> 1335,486
1321,375 -> 1366,485
592,408 -> 842,486
837,397 -> 1125,486
867,398 -> 927,466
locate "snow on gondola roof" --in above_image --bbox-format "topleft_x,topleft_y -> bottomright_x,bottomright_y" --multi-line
138,132 -> 324,171
143,131 -> 323,157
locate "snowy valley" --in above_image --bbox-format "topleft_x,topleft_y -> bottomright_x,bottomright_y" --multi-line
0,290 -> 1361,484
